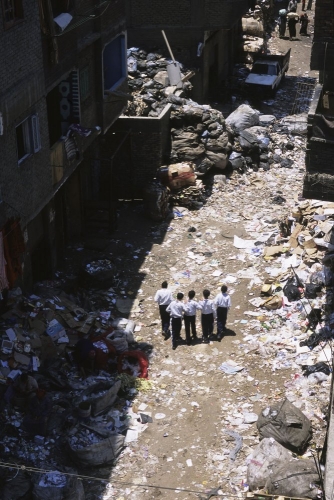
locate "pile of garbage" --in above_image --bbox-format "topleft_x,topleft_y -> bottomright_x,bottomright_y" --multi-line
125,47 -> 192,118
0,283 -> 153,497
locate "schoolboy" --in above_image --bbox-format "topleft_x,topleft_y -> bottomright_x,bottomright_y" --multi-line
214,285 -> 231,340
183,290 -> 200,345
199,289 -> 216,343
166,292 -> 185,350
154,281 -> 173,336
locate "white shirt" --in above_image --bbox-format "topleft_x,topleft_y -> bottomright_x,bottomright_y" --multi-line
166,300 -> 184,318
199,299 -> 216,316
214,292 -> 231,309
154,288 -> 173,306
184,299 -> 200,317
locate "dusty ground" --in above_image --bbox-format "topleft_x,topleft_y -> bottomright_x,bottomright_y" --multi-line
62,5 -> 327,499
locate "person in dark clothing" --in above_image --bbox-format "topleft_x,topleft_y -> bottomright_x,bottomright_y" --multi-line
23,389 -> 51,436
74,338 -> 110,373
300,13 -> 309,35
288,0 -> 297,12
278,10 -> 287,38
288,15 -> 299,39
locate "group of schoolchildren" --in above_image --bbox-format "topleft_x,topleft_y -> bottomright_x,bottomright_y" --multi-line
154,281 -> 231,350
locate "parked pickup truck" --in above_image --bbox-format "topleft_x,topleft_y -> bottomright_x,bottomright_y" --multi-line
245,49 -> 291,96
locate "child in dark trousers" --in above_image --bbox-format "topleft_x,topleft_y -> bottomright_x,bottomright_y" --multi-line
166,292 -> 185,350
183,290 -> 200,345
199,289 -> 216,343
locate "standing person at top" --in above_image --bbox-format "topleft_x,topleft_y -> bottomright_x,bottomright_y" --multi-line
214,285 -> 232,341
288,13 -> 299,40
183,290 -> 200,345
288,0 -> 297,12
166,292 -> 185,350
154,281 -> 173,337
278,9 -> 287,38
300,13 -> 309,35
306,0 -> 313,10
302,0 -> 306,11
199,289 -> 216,343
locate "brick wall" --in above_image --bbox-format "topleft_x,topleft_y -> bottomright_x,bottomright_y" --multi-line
129,0 -> 191,27
108,105 -> 172,197
127,0 -> 248,29
313,0 -> 334,38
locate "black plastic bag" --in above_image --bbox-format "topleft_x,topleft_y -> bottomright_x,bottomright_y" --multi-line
305,283 -> 322,299
302,361 -> 331,377
283,277 -> 302,301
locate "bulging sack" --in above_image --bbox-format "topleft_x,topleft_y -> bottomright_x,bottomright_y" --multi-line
257,399 -> 312,454
247,437 -> 292,490
265,459 -> 320,499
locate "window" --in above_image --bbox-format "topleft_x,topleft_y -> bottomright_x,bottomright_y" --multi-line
80,66 -> 90,102
103,35 -> 126,91
16,115 -> 41,164
2,0 -> 23,29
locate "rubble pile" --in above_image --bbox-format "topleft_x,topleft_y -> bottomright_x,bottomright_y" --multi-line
125,47 -> 191,118
0,284 -> 153,496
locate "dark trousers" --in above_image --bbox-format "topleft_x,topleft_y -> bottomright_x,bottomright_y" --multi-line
171,317 -> 182,347
159,305 -> 170,334
217,307 -> 228,336
201,313 -> 214,338
184,315 -> 197,342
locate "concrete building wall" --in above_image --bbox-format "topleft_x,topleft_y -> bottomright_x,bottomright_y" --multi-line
0,0 -> 128,288
109,105 -> 172,197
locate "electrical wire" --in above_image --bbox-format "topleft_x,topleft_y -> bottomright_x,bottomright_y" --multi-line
0,460 -> 242,497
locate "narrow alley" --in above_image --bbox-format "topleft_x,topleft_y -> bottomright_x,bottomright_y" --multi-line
1,1 -> 334,499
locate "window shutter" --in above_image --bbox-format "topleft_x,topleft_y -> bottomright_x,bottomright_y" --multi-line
31,115 -> 41,153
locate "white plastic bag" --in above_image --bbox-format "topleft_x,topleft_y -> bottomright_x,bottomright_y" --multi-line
247,438 -> 292,490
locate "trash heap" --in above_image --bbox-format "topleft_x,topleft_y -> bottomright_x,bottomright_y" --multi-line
125,47 -> 192,118
0,282 -> 154,498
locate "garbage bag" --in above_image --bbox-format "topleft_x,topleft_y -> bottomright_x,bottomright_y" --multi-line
75,380 -> 121,416
0,469 -> 32,500
247,438 -> 292,490
106,331 -> 128,353
302,361 -> 331,377
265,459 -> 320,499
305,283 -> 322,298
238,130 -> 260,153
226,104 -> 260,132
69,433 -> 125,466
300,331 -> 323,350
110,318 -> 135,342
257,399 -> 312,454
33,472 -> 85,500
309,271 -> 326,287
283,284 -> 301,301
